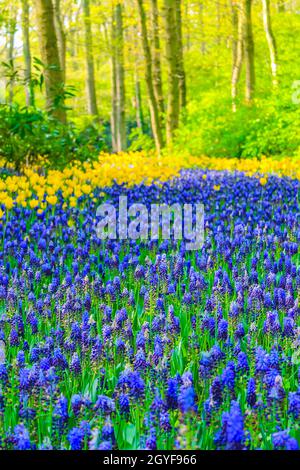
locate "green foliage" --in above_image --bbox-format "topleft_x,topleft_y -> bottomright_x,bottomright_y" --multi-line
0,104 -> 108,170
241,101 -> 300,158
128,127 -> 154,152
173,91 -> 300,159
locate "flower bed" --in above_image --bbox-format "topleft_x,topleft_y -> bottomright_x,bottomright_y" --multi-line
0,164 -> 299,450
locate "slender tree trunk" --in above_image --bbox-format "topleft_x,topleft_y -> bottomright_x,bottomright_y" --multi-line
132,23 -> 144,131
111,46 -> 117,151
53,0 -> 66,82
163,0 -> 180,144
137,0 -> 164,152
34,0 -> 66,122
69,7 -> 81,72
83,0 -> 98,116
111,3 -> 126,152
262,0 -> 278,87
175,0 -> 186,110
6,16 -> 16,105
134,75 -> 144,130
21,0 -> 34,106
116,3 -> 126,151
199,1 -> 206,54
150,0 -> 164,117
243,0 -> 255,104
231,1 -> 238,68
231,0 -> 244,112
184,0 -> 191,51
110,17 -> 117,150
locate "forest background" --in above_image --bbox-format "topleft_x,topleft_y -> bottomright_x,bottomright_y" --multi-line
0,0 -> 300,169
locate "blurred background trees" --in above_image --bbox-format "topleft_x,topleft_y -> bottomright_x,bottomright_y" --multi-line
1,0 -> 300,168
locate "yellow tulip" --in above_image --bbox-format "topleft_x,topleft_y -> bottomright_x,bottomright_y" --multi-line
82,184 -> 91,195
46,195 -> 58,205
29,199 -> 39,209
69,197 -> 77,208
3,197 -> 14,210
259,177 -> 268,186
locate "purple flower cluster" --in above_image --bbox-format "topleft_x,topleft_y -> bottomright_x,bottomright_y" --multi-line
0,169 -> 299,450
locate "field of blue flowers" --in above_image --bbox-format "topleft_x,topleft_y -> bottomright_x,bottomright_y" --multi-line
0,169 -> 299,450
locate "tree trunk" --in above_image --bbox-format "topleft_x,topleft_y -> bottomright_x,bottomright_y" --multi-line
6,15 -> 16,105
150,0 -> 164,117
199,1 -> 206,54
137,0 -> 164,152
175,0 -> 186,110
21,0 -> 34,106
132,23 -> 144,131
163,0 -> 180,144
134,65 -> 144,131
111,48 -> 117,152
111,3 -> 126,152
231,0 -> 244,112
53,0 -> 66,82
34,0 -> 66,123
231,1 -> 238,69
83,0 -> 98,116
243,0 -> 255,104
262,0 -> 278,87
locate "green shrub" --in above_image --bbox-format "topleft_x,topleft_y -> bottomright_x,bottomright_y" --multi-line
0,104 -> 108,170
173,89 -> 300,159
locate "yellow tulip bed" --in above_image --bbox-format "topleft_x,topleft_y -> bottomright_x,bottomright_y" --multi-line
0,152 -> 299,217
